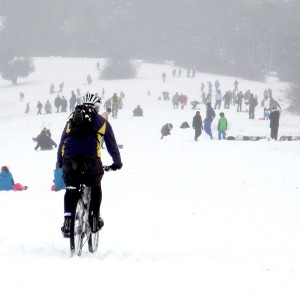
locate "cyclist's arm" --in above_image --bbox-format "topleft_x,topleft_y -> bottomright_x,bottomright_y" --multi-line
57,123 -> 68,167
103,121 -> 122,166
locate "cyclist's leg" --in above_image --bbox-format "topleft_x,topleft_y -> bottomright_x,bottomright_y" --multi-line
61,156 -> 82,236
83,156 -> 104,232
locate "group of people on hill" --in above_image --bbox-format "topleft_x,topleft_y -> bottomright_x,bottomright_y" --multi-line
161,99 -> 280,141
161,102 -> 228,141
159,75 -> 282,140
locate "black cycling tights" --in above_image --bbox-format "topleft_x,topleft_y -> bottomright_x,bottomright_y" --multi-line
64,184 -> 102,218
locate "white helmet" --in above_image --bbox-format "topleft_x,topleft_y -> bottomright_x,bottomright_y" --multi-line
82,93 -> 101,106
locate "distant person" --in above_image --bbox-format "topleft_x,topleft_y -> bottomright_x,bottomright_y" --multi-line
33,127 -> 57,150
190,101 -> 200,109
133,105 -> 143,117
69,90 -> 77,112
162,91 -> 169,101
214,90 -> 223,110
201,82 -> 205,92
37,101 -> 43,115
44,100 -> 52,114
269,97 -> 281,112
234,80 -> 239,91
217,112 -> 228,140
96,61 -> 100,70
59,82 -> 64,93
25,103 -> 30,113
54,95 -> 62,112
248,94 -> 258,119
262,96 -> 270,120
50,83 -> 55,94
269,107 -> 280,140
0,166 -> 27,191
87,74 -> 92,85
172,92 -> 179,109
162,72 -> 166,83
203,103 -> 215,139
161,123 -> 173,139
20,92 -> 24,102
180,122 -> 190,129
236,91 -> 244,112
61,96 -> 68,112
214,79 -> 220,92
179,93 -> 188,109
52,162 -> 66,192
192,111 -> 203,141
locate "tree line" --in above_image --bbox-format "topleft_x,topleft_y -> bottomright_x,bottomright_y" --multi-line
0,0 -> 299,111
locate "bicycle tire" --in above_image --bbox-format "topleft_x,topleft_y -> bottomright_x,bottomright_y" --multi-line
88,231 -> 99,253
70,199 -> 84,256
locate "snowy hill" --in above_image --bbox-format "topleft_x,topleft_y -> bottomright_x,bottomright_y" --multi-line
0,57 -> 300,300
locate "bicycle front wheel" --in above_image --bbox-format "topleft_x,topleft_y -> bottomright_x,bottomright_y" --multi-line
70,199 -> 84,256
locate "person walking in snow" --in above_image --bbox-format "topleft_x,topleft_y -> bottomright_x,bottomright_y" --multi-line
214,79 -> 220,92
20,92 -> 24,102
192,111 -> 203,141
203,103 -> 215,139
37,101 -> 43,115
234,80 -> 239,91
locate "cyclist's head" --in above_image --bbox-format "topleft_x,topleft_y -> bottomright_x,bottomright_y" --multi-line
82,93 -> 101,106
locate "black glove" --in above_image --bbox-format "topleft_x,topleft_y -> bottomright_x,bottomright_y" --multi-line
110,162 -> 123,171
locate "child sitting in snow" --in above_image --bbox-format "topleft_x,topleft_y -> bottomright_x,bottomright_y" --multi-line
0,166 -> 27,191
51,163 -> 66,191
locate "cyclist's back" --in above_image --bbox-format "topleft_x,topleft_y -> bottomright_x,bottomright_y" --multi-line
57,93 -> 122,238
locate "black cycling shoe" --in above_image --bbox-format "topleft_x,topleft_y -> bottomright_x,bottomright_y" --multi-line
61,217 -> 71,238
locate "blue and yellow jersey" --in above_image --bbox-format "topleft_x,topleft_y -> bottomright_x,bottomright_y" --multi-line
57,114 -> 121,166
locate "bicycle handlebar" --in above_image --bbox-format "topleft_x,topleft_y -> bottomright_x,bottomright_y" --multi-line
103,165 -> 112,172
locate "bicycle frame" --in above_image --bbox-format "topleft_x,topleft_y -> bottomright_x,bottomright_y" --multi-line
71,184 -> 100,256
70,166 -> 112,257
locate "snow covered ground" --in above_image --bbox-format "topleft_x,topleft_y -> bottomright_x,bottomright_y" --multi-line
0,57 -> 300,300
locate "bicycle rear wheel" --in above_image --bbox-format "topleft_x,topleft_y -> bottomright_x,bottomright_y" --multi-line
70,199 -> 84,256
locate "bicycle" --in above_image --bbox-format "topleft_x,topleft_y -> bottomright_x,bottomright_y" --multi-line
69,165 -> 112,257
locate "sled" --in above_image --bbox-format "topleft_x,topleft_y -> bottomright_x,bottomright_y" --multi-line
235,135 -> 269,141
279,136 -> 300,141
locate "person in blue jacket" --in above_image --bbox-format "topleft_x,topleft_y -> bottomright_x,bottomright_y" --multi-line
203,102 -> 216,139
0,166 -> 27,191
53,162 -> 66,191
0,166 -> 14,191
57,93 -> 122,238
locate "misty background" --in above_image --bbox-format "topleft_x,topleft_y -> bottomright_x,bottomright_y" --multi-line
0,0 -> 299,110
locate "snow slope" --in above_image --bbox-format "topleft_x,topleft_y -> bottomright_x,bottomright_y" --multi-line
0,57 -> 300,300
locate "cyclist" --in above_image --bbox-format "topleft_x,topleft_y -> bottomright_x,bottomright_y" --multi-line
57,93 -> 122,238
111,93 -> 120,118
